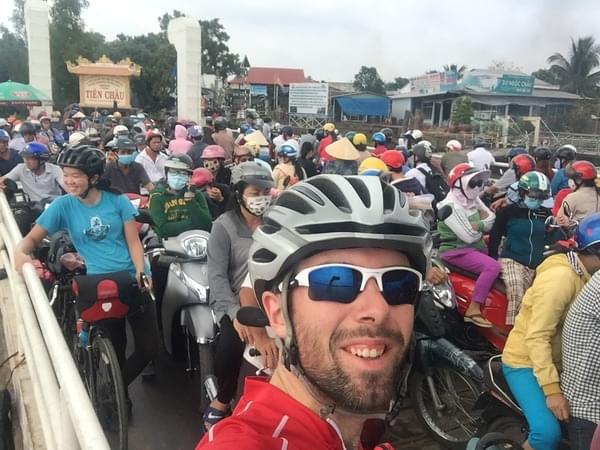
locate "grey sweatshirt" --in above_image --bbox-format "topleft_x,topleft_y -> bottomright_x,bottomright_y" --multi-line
207,210 -> 253,322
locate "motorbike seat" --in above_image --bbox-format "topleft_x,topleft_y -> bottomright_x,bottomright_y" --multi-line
144,235 -> 163,251
443,260 -> 506,294
485,355 -> 521,412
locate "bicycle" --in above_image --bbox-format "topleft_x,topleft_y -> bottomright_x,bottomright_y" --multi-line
71,271 -> 139,450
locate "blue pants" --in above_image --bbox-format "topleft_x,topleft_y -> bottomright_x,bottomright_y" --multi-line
502,364 -> 561,450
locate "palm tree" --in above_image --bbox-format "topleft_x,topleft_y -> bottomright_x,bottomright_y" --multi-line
443,64 -> 467,79
548,36 -> 600,97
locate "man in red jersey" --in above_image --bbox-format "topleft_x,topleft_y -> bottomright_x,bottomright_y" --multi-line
196,174 -> 431,450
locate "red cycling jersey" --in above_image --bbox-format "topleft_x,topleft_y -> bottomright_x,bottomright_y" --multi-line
318,135 -> 334,162
196,377 -> 395,450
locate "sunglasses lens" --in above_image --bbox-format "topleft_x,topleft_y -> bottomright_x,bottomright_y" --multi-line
381,270 -> 421,306
307,266 -> 361,303
306,266 -> 420,306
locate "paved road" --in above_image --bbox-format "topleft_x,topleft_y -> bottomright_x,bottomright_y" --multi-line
126,345 -> 440,450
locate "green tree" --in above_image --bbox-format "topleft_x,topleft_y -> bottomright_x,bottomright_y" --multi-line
547,36 -> 600,97
0,26 -> 28,83
105,32 -> 176,112
532,68 -> 562,86
200,19 -> 243,81
385,76 -> 409,91
49,0 -> 108,107
10,0 -> 26,41
353,66 -> 385,94
443,64 -> 467,80
452,96 -> 473,125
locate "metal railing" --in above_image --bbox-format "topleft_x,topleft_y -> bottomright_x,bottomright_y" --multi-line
0,192 -> 109,450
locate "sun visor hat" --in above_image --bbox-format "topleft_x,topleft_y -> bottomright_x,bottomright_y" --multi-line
325,138 -> 360,161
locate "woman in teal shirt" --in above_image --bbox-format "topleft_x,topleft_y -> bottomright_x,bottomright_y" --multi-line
14,145 -> 159,405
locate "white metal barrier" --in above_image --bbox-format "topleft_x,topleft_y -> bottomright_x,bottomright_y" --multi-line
0,192 -> 109,450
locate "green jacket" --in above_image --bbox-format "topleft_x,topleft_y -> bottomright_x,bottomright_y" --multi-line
148,184 -> 212,239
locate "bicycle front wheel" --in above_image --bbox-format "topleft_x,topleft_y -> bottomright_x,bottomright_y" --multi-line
91,336 -> 128,450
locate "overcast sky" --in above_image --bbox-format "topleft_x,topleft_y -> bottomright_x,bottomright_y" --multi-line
2,0 -> 599,82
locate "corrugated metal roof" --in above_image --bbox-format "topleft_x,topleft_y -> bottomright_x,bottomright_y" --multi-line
230,67 -> 308,86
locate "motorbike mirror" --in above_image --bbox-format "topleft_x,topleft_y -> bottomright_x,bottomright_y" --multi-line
437,205 -> 452,221
237,306 -> 269,328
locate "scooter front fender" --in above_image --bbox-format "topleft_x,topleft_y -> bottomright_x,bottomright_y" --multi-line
181,304 -> 217,345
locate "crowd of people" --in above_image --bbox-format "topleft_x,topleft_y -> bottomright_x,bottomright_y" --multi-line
1,105 -> 600,449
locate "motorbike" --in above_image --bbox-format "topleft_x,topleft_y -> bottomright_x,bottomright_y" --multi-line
474,355 -> 570,448
388,263 -> 485,449
3,179 -> 51,238
145,229 -> 217,412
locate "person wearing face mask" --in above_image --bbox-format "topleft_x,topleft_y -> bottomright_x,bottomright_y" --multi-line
488,171 -> 555,325
102,137 -> 154,195
148,154 -> 212,240
203,162 -> 274,431
555,161 -> 600,225
437,163 -> 499,328
550,145 -> 577,195
202,145 -> 231,185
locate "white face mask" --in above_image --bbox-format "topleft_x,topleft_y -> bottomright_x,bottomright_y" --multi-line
243,195 -> 271,216
568,179 -> 577,190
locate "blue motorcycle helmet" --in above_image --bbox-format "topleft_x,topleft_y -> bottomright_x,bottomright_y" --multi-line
372,132 -> 386,144
277,143 -> 298,159
22,142 -> 50,161
576,212 -> 600,253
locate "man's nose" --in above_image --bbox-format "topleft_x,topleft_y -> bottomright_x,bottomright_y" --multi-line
350,278 -> 390,324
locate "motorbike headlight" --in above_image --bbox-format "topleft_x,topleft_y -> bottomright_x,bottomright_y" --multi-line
181,235 -> 208,259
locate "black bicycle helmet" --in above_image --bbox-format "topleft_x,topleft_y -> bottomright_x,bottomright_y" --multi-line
555,145 -> 576,163
57,146 -> 106,178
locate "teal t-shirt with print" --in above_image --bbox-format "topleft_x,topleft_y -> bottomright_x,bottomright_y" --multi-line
37,191 -> 137,275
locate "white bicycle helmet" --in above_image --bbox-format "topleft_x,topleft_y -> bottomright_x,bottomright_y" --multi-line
249,174 -> 432,303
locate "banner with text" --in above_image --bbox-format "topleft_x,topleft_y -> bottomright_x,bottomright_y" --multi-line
289,83 -> 329,116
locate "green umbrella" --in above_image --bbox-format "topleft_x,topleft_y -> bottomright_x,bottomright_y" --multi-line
0,80 -> 52,106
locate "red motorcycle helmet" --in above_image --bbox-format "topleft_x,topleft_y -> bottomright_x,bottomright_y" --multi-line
566,160 -> 597,182
378,150 -> 405,170
447,162 -> 479,188
192,167 -> 214,187
510,154 -> 535,178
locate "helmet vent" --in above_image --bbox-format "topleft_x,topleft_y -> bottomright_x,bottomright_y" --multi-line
346,177 -> 371,208
293,184 -> 325,206
306,177 -> 351,213
252,248 -> 277,263
261,218 -> 282,235
275,192 -> 315,215
382,183 -> 397,213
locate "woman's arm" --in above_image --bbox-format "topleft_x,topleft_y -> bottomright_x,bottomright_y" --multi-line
14,224 -> 48,273
123,219 -> 145,277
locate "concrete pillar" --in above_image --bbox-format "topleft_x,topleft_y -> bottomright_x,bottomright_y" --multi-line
24,0 -> 53,107
168,17 -> 202,123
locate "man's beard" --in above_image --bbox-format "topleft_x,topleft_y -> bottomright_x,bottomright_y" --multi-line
294,321 -> 408,414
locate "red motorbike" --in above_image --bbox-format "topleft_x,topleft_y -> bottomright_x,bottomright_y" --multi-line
438,203 -> 578,353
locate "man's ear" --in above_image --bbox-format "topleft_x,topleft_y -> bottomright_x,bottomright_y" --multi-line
262,291 -> 286,339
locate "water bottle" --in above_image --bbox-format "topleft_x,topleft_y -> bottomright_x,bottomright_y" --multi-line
77,319 -> 89,347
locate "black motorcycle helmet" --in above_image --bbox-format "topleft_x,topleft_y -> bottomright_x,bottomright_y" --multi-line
380,127 -> 393,143
214,116 -> 228,131
533,147 -> 552,161
20,121 -> 36,136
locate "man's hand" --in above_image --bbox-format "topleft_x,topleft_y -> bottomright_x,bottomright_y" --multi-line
232,318 -> 250,344
426,266 -> 448,285
247,327 -> 279,370
490,197 -> 507,212
207,187 -> 224,203
555,214 -> 571,228
546,393 -> 570,421
14,252 -> 33,274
